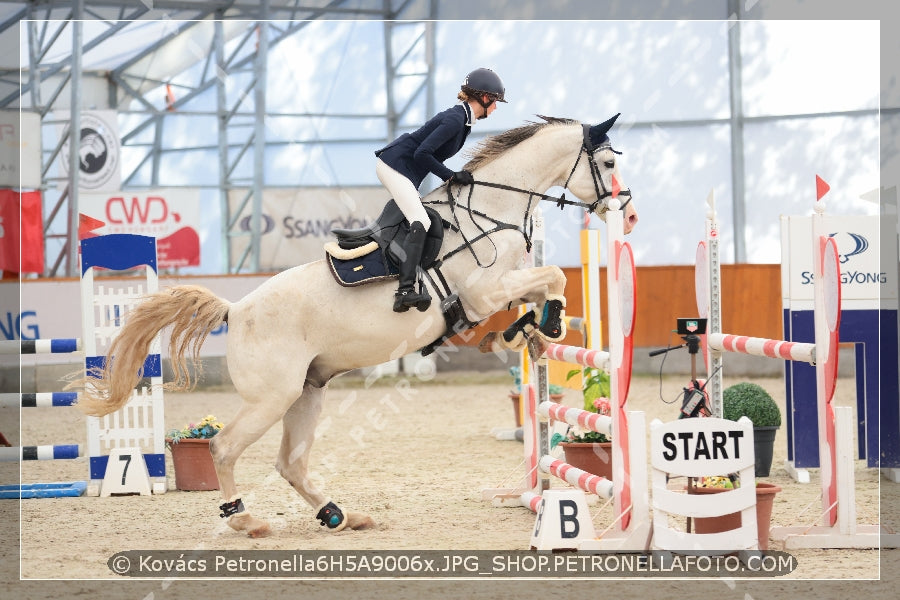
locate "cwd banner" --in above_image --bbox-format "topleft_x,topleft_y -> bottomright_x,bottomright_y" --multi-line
226,186 -> 389,270
78,189 -> 203,269
57,110 -> 121,192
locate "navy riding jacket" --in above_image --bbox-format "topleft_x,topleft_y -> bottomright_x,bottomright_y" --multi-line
375,103 -> 472,188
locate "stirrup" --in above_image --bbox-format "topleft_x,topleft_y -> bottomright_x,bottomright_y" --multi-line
414,279 -> 432,312
393,288 -> 413,312
393,286 -> 432,313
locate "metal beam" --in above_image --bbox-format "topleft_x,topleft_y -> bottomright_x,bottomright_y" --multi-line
215,17 -> 231,272
251,6 -> 269,272
65,4 -> 82,277
114,10 -> 338,155
728,0 -> 746,263
2,8 -> 147,107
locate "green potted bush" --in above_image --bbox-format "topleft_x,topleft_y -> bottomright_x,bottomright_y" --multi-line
722,382 -> 782,477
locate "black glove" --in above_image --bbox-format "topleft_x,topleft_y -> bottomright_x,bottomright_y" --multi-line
451,170 -> 474,186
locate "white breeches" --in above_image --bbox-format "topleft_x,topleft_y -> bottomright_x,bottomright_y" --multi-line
375,158 -> 431,229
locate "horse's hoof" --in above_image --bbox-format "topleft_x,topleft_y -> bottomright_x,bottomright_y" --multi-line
346,512 -> 377,530
477,331 -> 499,353
247,523 -> 272,538
228,512 -> 272,538
527,336 -> 551,363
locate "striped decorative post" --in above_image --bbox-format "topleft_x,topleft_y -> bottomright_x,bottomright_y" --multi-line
813,200 -> 841,527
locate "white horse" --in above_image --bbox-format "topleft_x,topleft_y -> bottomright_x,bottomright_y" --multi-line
77,115 -> 638,537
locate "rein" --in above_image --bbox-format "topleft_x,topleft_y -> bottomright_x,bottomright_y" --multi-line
424,126 -> 632,268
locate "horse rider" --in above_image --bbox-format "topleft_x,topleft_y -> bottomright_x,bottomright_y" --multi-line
374,67 -> 506,312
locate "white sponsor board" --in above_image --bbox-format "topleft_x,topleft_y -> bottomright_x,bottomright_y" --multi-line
0,110 -> 42,189
57,110 -> 121,192
781,215 -> 895,310
227,186 -> 390,270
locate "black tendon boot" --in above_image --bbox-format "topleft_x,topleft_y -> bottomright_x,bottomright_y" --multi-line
393,221 -> 432,312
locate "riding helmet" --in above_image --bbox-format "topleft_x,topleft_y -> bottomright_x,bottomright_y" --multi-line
461,68 -> 507,102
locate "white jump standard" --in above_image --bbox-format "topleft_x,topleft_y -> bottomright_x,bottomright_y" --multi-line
2,234 -> 167,499
520,201 -> 650,552
696,191 -> 880,549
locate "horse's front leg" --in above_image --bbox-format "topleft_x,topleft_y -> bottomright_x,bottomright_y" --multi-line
276,383 -> 376,532
470,265 -> 568,352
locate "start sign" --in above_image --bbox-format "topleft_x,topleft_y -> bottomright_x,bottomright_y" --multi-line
660,429 -> 745,462
650,417 -> 755,478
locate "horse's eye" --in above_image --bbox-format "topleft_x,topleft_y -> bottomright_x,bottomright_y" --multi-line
604,160 -> 615,169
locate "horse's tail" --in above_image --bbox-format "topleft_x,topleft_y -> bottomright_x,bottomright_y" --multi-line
76,285 -> 230,417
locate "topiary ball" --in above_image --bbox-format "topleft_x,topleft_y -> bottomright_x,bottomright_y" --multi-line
722,382 -> 782,427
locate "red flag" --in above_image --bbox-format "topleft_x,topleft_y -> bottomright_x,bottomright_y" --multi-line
0,189 -> 44,274
815,175 -> 830,201
165,83 -> 176,112
611,174 -> 620,199
79,212 -> 105,240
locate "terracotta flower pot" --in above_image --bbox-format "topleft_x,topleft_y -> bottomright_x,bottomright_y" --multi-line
688,481 -> 782,550
559,441 -> 613,481
166,438 -> 220,491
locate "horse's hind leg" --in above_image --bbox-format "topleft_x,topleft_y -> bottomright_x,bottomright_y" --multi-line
210,397 -> 298,538
276,383 -> 376,531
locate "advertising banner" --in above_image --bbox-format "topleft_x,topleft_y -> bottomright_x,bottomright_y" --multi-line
226,186 -> 389,270
0,110 -> 42,189
57,110 -> 121,192
781,214 -> 894,310
79,189 -> 203,269
0,189 -> 44,273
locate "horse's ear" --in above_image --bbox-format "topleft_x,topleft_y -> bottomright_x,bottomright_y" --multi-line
589,113 -> 621,147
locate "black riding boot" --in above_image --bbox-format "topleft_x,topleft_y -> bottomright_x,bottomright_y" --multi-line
393,221 -> 432,313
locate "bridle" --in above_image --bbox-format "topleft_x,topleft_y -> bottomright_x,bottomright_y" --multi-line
564,123 -> 633,213
425,124 -> 632,267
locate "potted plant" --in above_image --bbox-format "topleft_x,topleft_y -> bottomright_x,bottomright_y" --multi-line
554,367 -> 613,481
688,475 -> 782,551
722,382 -> 782,477
166,414 -> 223,491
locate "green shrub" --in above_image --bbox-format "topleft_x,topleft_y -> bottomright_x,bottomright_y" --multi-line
722,382 -> 782,427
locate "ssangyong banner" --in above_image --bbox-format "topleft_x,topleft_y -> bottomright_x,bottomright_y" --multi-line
781,214 -> 895,310
227,186 -> 389,270
79,189 -> 203,269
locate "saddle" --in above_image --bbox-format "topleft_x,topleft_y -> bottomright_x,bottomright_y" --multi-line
325,199 -> 445,286
324,200 -> 481,356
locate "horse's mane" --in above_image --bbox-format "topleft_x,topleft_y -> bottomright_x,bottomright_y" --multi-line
463,115 -> 579,171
